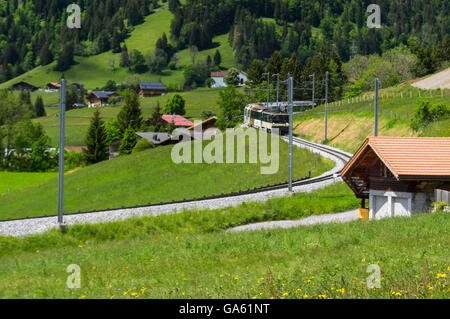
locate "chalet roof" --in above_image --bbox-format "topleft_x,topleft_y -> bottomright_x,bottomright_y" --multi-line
47,82 -> 61,88
136,132 -> 172,146
89,91 -> 117,99
12,81 -> 39,90
341,136 -> 450,180
161,115 -> 194,127
188,116 -> 218,130
139,82 -> 166,90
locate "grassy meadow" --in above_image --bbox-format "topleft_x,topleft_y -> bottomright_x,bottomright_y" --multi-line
0,172 -> 58,195
294,86 -> 450,153
0,183 -> 447,299
0,130 -> 334,220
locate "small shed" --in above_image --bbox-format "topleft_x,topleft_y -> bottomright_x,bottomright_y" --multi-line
138,82 -> 166,97
341,137 -> 450,220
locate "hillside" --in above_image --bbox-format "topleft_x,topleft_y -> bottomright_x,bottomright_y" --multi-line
294,85 -> 450,153
0,4 -> 234,91
0,132 -> 334,220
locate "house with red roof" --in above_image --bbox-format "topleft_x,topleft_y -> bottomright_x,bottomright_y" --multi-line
161,115 -> 194,127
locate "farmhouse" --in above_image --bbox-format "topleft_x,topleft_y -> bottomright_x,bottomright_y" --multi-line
341,136 -> 450,220
45,82 -> 61,92
138,82 -> 166,97
161,115 -> 194,127
11,81 -> 40,92
210,70 -> 248,88
86,91 -> 120,107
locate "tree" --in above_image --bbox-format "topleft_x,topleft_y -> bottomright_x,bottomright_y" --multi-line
29,135 -> 54,172
34,96 -> 46,118
224,68 -> 241,87
163,94 -> 186,115
266,51 -> 283,75
132,138 -> 153,153
84,109 -> 109,164
214,50 -> 222,67
102,80 -> 117,91
119,127 -> 137,155
216,86 -> 246,130
120,45 -> 130,68
129,49 -> 148,73
146,101 -> 166,132
55,42 -> 75,72
105,118 -> 122,145
247,59 -> 265,86
117,89 -> 143,133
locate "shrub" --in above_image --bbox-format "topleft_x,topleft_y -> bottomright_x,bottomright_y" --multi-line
132,138 -> 153,153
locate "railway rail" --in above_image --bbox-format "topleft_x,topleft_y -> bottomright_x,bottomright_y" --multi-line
0,137 -> 353,237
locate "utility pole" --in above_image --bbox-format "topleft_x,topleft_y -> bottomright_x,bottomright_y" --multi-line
262,72 -> 270,106
273,73 -> 280,109
374,78 -> 379,136
310,73 -> 315,108
287,76 -> 294,195
324,71 -> 329,142
58,76 -> 67,231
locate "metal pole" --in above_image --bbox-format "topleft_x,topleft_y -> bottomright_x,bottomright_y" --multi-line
288,76 -> 293,194
58,77 -> 66,227
325,71 -> 329,142
375,78 -> 379,136
311,74 -> 315,108
267,72 -> 270,106
275,74 -> 279,108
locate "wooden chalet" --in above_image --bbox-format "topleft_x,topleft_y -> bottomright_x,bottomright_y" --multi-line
86,91 -> 120,107
45,82 -> 61,92
341,137 -> 450,220
138,82 -> 166,97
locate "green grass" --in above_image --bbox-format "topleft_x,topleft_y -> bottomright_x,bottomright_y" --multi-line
34,88 -> 225,146
0,172 -> 58,195
0,185 -> 447,298
0,130 -> 334,220
294,85 -> 450,153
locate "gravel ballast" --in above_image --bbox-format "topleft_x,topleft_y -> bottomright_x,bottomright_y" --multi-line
0,138 -> 351,238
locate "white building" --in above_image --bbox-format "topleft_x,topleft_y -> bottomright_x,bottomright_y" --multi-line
210,70 -> 248,88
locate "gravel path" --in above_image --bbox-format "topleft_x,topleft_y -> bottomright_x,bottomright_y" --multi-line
228,209 -> 359,233
0,139 -> 350,238
412,67 -> 450,90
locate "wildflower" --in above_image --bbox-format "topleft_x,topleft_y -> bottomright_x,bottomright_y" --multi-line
436,273 -> 447,279
110,295 -> 114,299
131,292 -> 137,296
134,295 -> 140,299
317,294 -> 326,299
433,264 -> 437,267
302,295 -> 308,299
176,236 -> 179,241
78,245 -> 83,248
182,292 -> 186,296
282,292 -> 288,296
79,295 -> 86,299
251,296 -> 257,299
92,266 -> 96,270
219,275 -> 224,278
259,292 -> 263,295
296,288 -> 302,293
336,288 -> 345,294
234,277 -> 239,280
183,277 -> 188,281
395,292 -> 402,297
140,287 -> 147,294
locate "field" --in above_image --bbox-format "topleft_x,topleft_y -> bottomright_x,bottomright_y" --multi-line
294,85 -> 450,153
0,172 -> 58,195
0,183 -> 447,299
0,131 -> 334,220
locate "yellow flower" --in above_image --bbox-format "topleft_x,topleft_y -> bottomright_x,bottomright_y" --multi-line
92,266 -> 96,270
302,295 -> 309,299
282,292 -> 288,296
78,245 -> 83,248
79,295 -> 86,299
183,277 -> 188,281
433,264 -> 437,267
234,277 -> 239,280
395,292 -> 402,297
436,273 -> 447,279
176,236 -> 179,241
110,295 -> 114,299
182,292 -> 186,296
131,292 -> 137,296
296,288 -> 302,293
134,295 -> 140,299
140,287 -> 147,294
336,288 -> 345,293
251,296 -> 257,299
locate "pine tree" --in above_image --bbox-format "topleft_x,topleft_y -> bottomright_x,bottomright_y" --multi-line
267,51 -> 283,75
34,96 -> 46,118
247,59 -> 265,86
147,101 -> 166,132
214,50 -> 222,67
111,29 -> 121,53
119,127 -> 137,155
117,89 -> 143,133
84,109 -> 109,164
120,44 -> 130,68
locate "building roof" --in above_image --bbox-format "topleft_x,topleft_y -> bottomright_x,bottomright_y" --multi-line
88,91 -> 117,99
161,115 -> 194,127
12,81 -> 39,90
187,116 -> 218,130
211,72 -> 228,78
65,146 -> 86,152
136,132 -> 172,146
341,136 -> 450,180
139,82 -> 166,90
46,82 -> 61,88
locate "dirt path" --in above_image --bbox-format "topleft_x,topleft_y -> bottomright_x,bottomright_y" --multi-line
411,67 -> 450,90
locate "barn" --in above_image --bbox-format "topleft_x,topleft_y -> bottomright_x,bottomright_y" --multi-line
341,136 -> 450,220
11,81 -> 40,92
86,91 -> 120,107
138,82 -> 166,97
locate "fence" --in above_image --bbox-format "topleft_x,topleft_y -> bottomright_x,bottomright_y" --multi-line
435,189 -> 450,204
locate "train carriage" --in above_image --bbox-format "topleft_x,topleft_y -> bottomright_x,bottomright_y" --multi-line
244,104 -> 289,135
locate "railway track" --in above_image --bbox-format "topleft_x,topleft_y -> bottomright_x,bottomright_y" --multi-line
0,137 -> 353,237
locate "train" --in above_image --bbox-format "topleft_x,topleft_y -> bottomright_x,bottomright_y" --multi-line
244,101 -> 315,135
